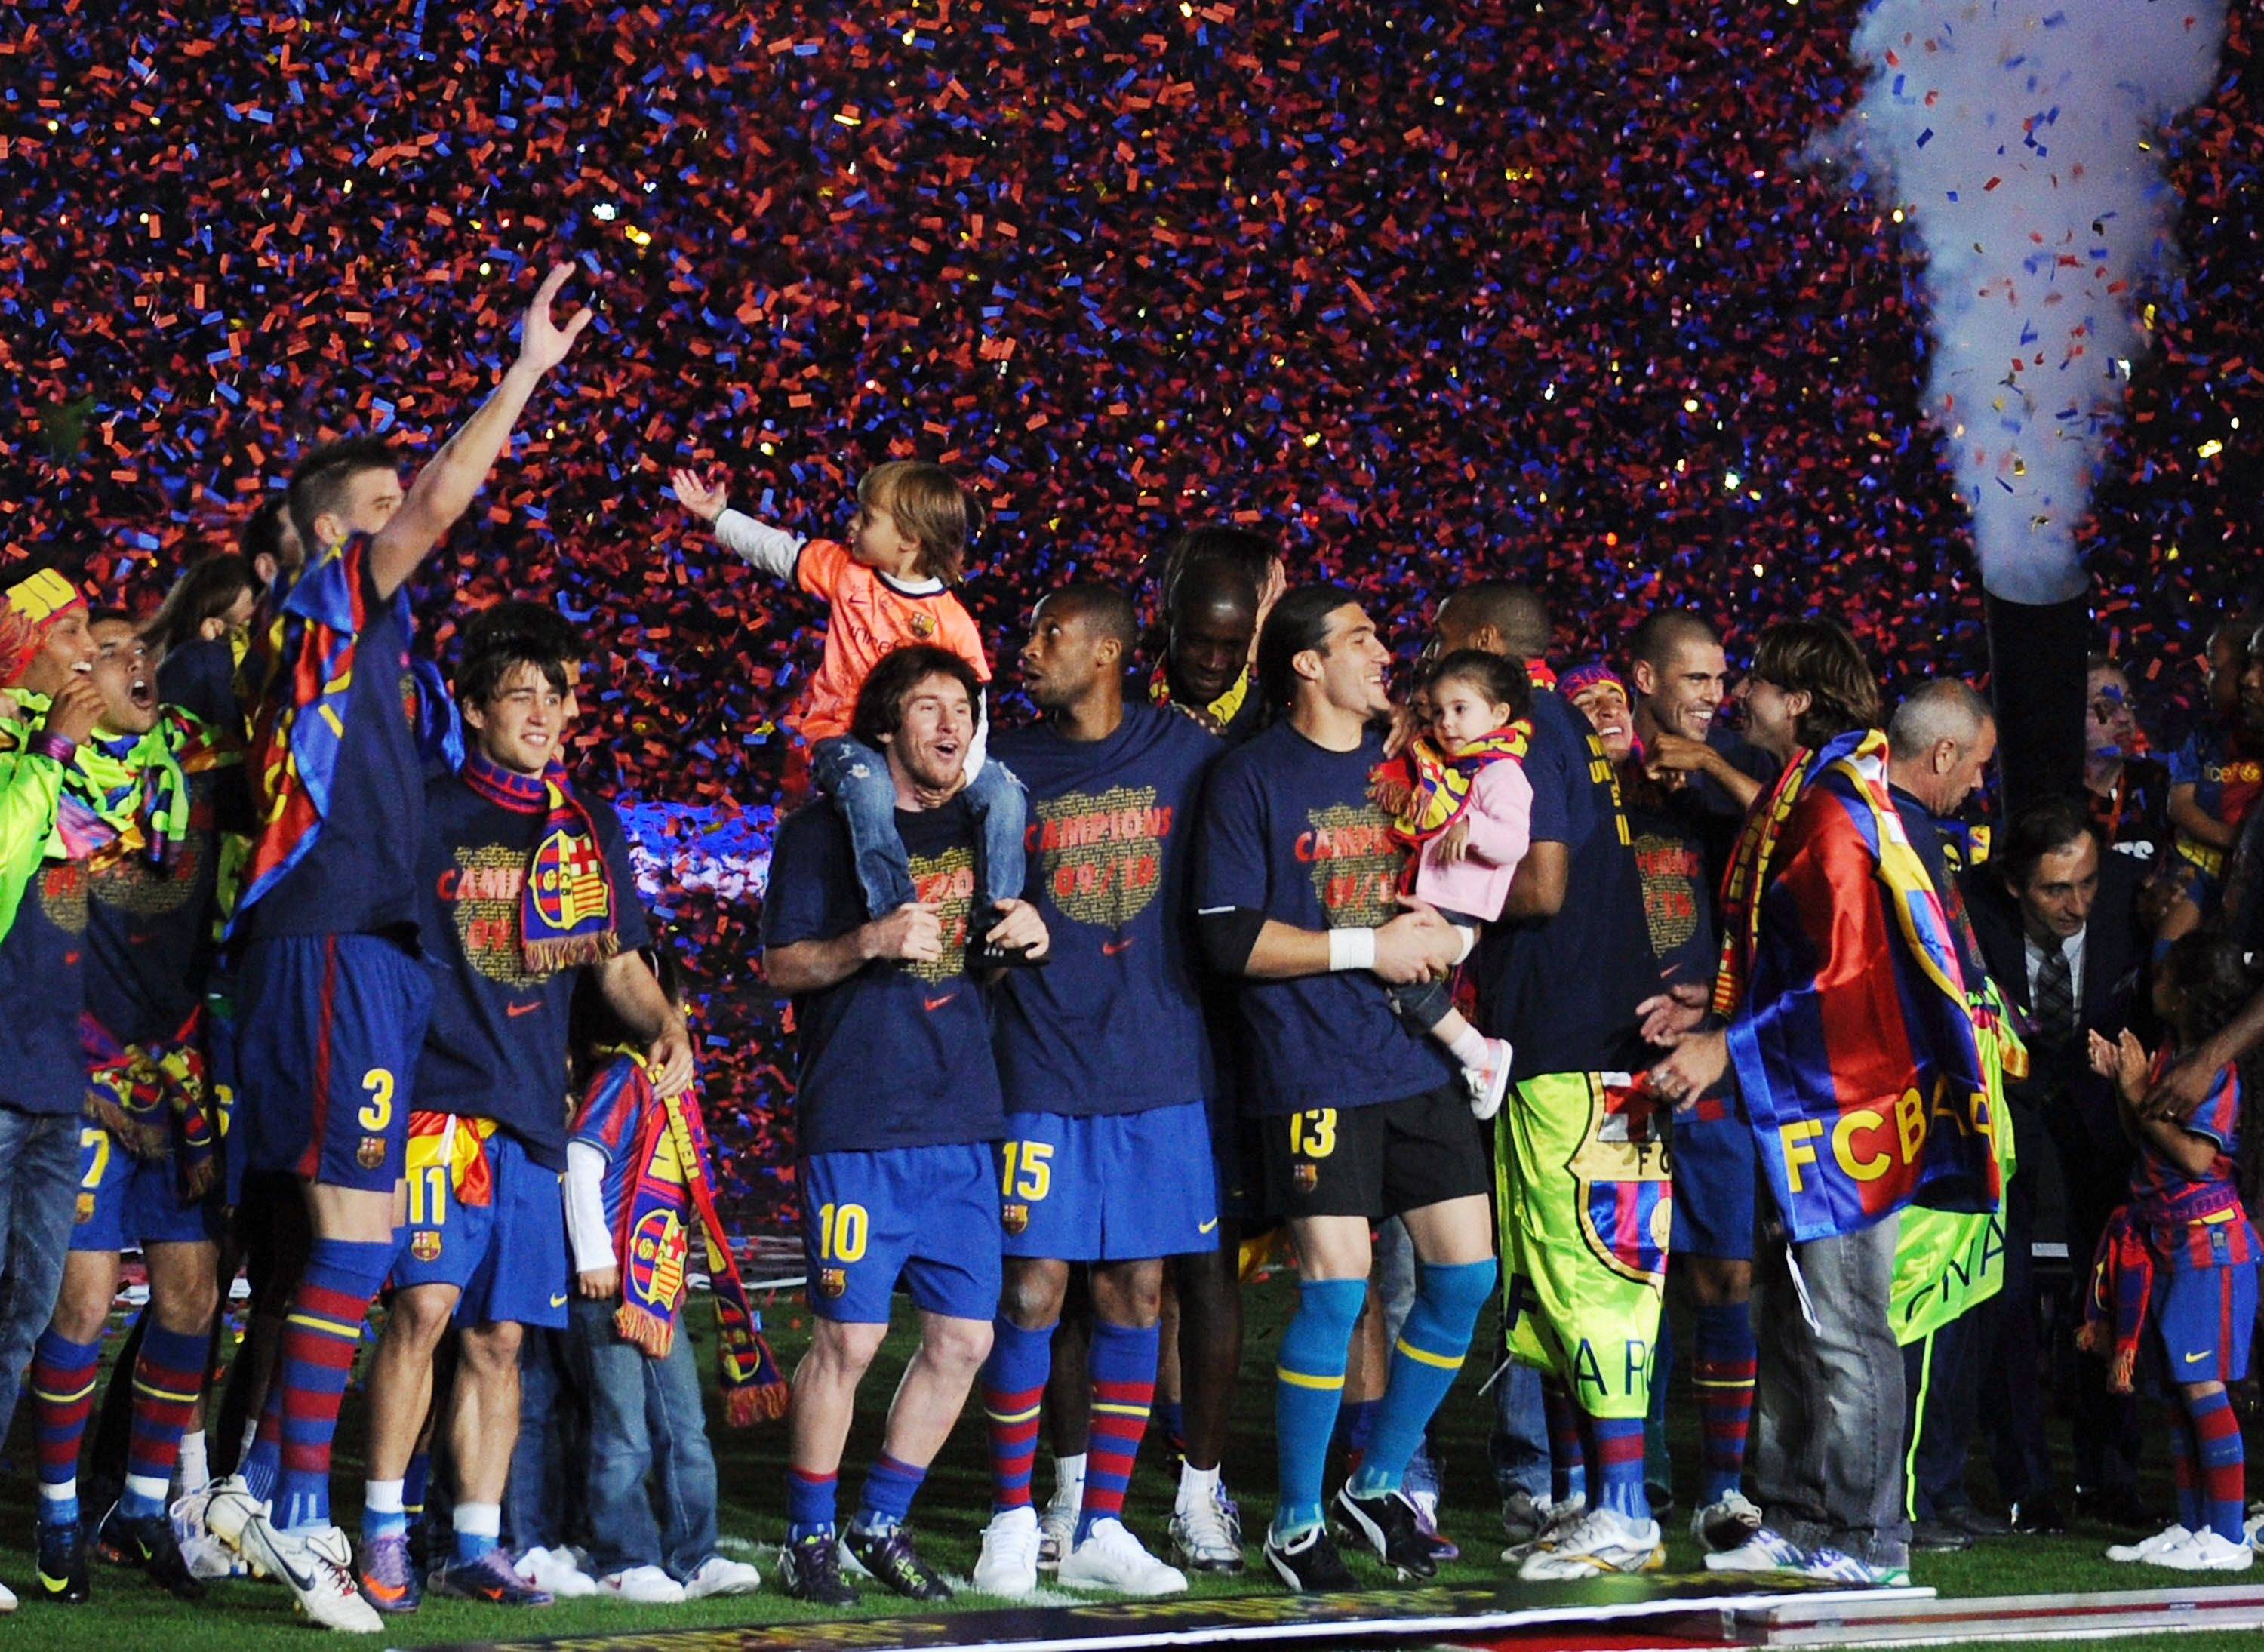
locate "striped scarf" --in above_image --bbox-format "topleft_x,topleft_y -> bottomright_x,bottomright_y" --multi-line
460,749 -> 620,974
1377,723 -> 1532,848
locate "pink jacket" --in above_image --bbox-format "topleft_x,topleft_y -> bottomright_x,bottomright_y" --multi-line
1410,758 -> 1533,923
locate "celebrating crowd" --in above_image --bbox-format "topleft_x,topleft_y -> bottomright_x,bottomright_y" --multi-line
0,266 -> 2260,1636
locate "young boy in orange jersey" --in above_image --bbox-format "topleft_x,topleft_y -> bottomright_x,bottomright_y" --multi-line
673,463 -> 1032,966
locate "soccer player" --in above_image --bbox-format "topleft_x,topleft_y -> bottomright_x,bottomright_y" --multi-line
0,565 -> 106,1613
201,266 -> 592,1633
971,585 -> 1220,1598
1151,558 -> 1266,742
354,602 -> 690,1612
29,615 -> 239,1604
762,645 -> 1050,1606
1196,585 -> 1495,1592
1483,611 -> 1672,1581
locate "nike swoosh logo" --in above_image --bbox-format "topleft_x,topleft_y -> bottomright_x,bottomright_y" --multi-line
260,1537 -> 320,1595
1199,1218 -> 1219,1234
1102,937 -> 1135,955
550,1292 -> 568,1306
924,992 -> 958,1011
507,1001 -> 543,1017
2185,1351 -> 2210,1364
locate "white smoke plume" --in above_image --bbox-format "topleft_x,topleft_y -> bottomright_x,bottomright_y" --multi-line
1826,0 -> 2223,605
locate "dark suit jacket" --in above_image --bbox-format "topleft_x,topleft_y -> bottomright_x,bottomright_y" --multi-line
1961,851 -> 2147,1158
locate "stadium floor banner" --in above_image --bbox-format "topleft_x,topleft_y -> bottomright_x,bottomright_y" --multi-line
396,1574 -> 1926,1652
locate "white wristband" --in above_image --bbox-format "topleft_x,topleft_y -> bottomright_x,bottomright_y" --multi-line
1328,927 -> 1377,972
1453,924 -> 1478,964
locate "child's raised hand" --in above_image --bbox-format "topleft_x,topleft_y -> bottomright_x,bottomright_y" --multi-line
2104,1028 -> 2151,1105
1435,817 -> 1472,864
670,467 -> 730,524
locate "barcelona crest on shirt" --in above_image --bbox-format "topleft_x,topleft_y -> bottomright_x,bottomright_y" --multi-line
533,826 -> 612,934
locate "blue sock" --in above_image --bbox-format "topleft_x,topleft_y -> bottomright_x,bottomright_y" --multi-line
1592,1414 -> 1651,1521
1337,1397 -> 1382,1460
401,1449 -> 430,1524
1155,1399 -> 1186,1455
1349,1259 -> 1494,1497
787,1467 -> 838,1544
275,1237 -> 394,1533
361,1483 -> 408,1546
1272,1278 -> 1364,1539
242,1429 -> 281,1507
854,1452 -> 926,1534
453,1502 -> 501,1564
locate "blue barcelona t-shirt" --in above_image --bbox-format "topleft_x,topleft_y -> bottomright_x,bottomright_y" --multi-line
1195,720 -> 1458,1116
156,638 -> 241,734
762,794 -> 1007,1156
85,762 -> 241,1046
991,703 -> 1219,1118
0,850 -> 89,1116
239,583 -> 427,945
1480,691 -> 1655,1078
415,772 -> 650,1169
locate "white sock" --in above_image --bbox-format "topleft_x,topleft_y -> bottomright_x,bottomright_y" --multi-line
238,1414 -> 260,1461
1177,1460 -> 1221,1512
1051,1454 -> 1087,1503
1447,1025 -> 1490,1067
455,1501 -> 503,1540
364,1478 -> 405,1517
175,1429 -> 209,1497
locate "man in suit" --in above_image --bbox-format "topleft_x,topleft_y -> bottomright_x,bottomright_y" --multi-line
1963,795 -> 2151,1532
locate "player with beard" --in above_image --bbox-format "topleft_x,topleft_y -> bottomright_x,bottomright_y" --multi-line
1196,586 -> 1493,1592
971,585 -> 1220,1598
201,267 -> 592,1632
26,614 -> 240,1604
764,646 -> 1049,1607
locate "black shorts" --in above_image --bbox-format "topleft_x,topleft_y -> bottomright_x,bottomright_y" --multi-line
1260,1084 -> 1489,1222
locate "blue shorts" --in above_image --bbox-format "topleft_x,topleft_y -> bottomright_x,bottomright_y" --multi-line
998,1102 -> 1219,1262
1670,1096 -> 1755,1261
2150,1260 -> 2258,1386
232,934 -> 434,1194
801,1144 -> 1001,1324
393,1130 -> 568,1330
71,1125 -> 223,1252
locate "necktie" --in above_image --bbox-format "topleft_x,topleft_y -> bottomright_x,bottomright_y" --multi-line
2033,942 -> 2076,1052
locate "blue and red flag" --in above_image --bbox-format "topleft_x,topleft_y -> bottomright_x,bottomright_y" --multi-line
1721,730 -> 1998,1242
232,532 -> 407,928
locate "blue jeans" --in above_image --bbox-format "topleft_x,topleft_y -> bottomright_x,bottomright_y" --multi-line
505,1326 -> 589,1554
567,1296 -> 720,1580
811,735 -> 1027,918
1490,1361 -> 1549,1500
0,1108 -> 83,1447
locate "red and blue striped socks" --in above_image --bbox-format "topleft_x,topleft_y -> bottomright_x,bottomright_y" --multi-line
122,1323 -> 208,1519
1692,1300 -> 1756,1505
275,1238 -> 389,1533
1542,1378 -> 1587,1507
30,1327 -> 101,1530
2184,1386 -> 2245,1543
1591,1413 -> 1650,1521
1079,1319 -> 1158,1542
982,1318 -> 1054,1512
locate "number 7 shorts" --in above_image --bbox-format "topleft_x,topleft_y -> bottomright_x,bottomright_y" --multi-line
800,1143 -> 1002,1324
231,934 -> 435,1194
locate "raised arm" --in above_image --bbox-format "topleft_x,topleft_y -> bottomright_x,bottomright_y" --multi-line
368,264 -> 593,599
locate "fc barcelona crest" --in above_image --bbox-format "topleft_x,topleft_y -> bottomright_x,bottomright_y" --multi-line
817,1266 -> 847,1299
357,1135 -> 387,1171
1001,1202 -> 1029,1235
532,828 -> 611,931
411,1229 -> 442,1263
909,611 -> 937,640
1292,1163 -> 1319,1192
74,1192 -> 94,1225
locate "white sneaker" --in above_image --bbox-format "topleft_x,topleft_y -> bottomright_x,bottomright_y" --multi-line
238,1517 -> 383,1632
517,1545 -> 601,1598
600,1564 -> 688,1604
200,1473 -> 267,1559
170,1487 -> 248,1580
1703,1527 -> 1808,1573
972,1506 -> 1042,1597
1057,1517 -> 1189,1595
1038,1481 -> 1080,1570
1502,1493 -> 1585,1563
1169,1491 -> 1244,1574
1516,1507 -> 1665,1580
2107,1523 -> 2192,1564
1691,1490 -> 1765,1552
2152,1529 -> 2256,1572
1466,1038 -> 1515,1121
0,1575 -> 14,1611
683,1555 -> 761,1598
